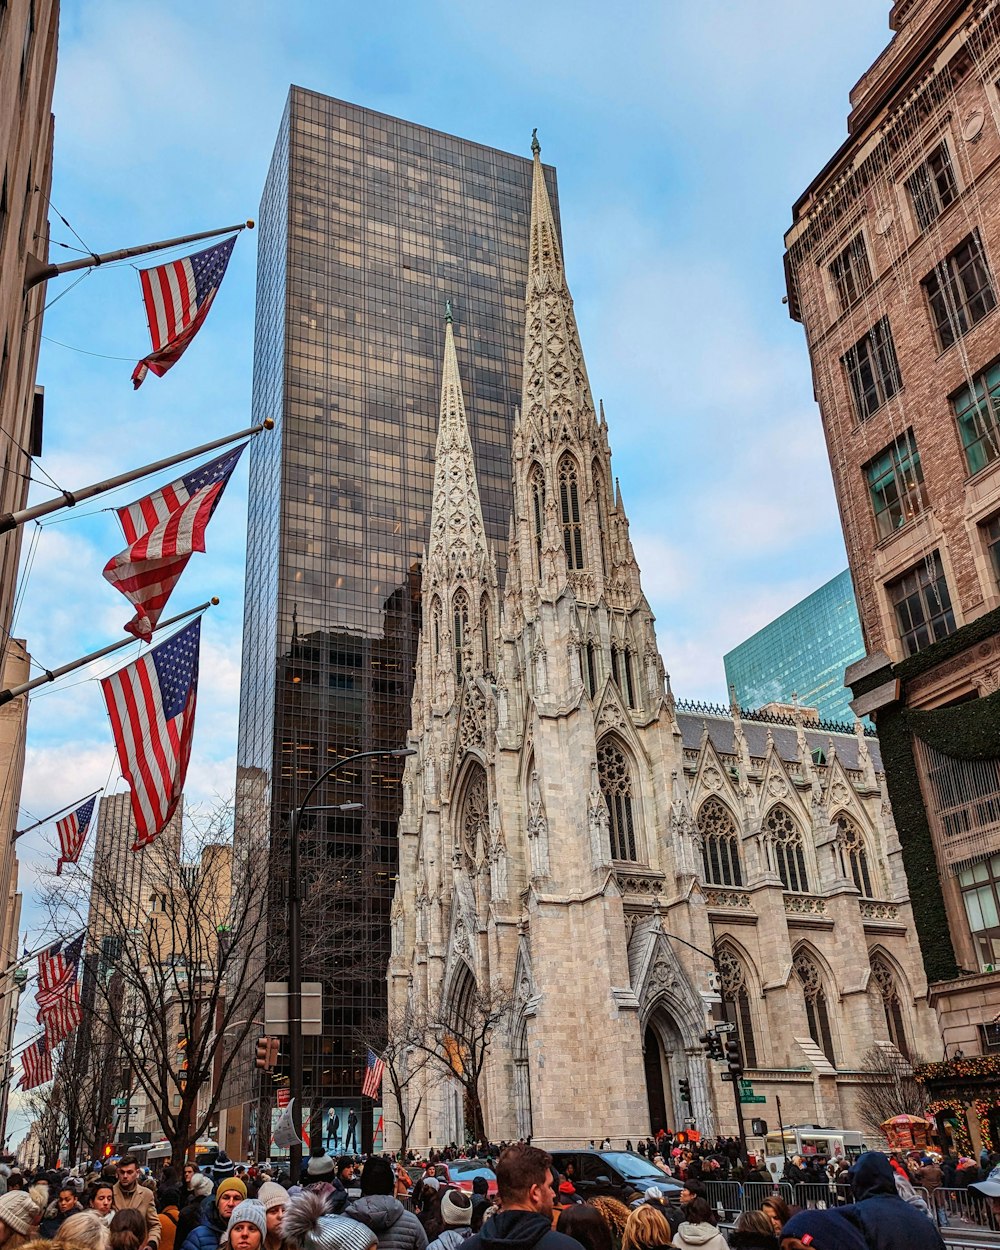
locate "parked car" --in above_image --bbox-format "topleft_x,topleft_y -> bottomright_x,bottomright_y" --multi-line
550,1150 -> 683,1205
442,1160 -> 498,1196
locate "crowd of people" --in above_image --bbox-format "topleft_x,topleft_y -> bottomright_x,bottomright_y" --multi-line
0,1139 -> 970,1250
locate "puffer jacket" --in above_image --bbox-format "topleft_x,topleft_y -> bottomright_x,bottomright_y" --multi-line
180,1196 -> 230,1250
346,1195 -> 428,1250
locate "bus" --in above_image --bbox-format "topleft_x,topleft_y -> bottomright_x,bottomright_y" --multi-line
141,1139 -> 219,1175
764,1125 -> 867,1175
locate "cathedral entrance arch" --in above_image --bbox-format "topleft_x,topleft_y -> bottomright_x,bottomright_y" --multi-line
643,1008 -> 687,1134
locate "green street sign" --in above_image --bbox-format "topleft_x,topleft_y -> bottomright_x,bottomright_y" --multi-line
739,1080 -> 753,1091
112,1098 -> 127,1108
740,1094 -> 766,1104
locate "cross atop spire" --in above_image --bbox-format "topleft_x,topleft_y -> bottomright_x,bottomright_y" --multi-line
531,127 -> 541,157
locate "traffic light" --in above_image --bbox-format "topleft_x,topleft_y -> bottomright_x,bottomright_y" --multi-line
102,1143 -> 113,1159
255,1037 -> 270,1070
725,1038 -> 744,1080
699,1031 -> 724,1061
678,1077 -> 691,1105
751,1118 -> 768,1136
266,1037 -> 280,1068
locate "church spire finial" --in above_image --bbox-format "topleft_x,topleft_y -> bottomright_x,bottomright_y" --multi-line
531,128 -> 540,157
445,298 -> 453,325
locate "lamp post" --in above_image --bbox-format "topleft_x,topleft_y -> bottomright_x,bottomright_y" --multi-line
287,746 -> 415,1182
661,929 -> 748,1162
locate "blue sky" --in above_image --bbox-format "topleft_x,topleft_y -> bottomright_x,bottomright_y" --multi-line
7,1 -> 897,1141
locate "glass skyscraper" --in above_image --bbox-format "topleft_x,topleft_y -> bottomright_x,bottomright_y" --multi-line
230,88 -> 559,1153
723,569 -> 866,725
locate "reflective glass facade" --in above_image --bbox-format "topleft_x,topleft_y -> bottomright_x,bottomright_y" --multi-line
234,89 -> 559,1146
723,569 -> 865,724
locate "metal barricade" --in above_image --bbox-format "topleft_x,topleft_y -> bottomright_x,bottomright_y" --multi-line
702,1179 -> 744,1218
740,1180 -> 795,1213
933,1187 -> 1000,1232
790,1181 -> 839,1210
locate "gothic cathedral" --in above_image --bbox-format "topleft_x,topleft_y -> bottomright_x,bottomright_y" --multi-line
388,138 -> 940,1149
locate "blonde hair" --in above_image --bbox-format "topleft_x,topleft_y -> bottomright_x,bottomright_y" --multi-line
621,1206 -> 673,1250
588,1197 -> 631,1239
56,1212 -> 111,1250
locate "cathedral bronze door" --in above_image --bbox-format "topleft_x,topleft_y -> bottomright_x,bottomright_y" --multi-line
643,1025 -> 669,1134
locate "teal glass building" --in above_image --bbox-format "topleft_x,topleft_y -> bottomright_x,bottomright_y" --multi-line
723,569 -> 866,724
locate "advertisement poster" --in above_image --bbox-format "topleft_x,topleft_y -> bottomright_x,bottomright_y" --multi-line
323,1105 -> 360,1152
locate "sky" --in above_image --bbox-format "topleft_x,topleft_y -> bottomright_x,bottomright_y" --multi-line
5,0 -> 899,1143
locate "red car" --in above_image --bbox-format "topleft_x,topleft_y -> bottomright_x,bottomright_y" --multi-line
426,1160 -> 498,1197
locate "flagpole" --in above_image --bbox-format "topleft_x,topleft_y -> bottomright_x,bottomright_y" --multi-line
13,791 -> 101,841
0,420 -> 273,534
23,220 -> 255,292
0,599 -> 218,706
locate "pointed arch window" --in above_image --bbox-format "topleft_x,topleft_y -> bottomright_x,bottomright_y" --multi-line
698,797 -> 743,887
480,594 -> 492,674
453,590 -> 470,680
624,648 -> 637,708
558,455 -> 585,570
611,644 -> 621,688
431,596 -> 442,658
870,955 -> 910,1060
717,946 -> 758,1067
530,464 -> 545,579
584,640 -> 597,698
461,766 -> 490,864
836,813 -> 874,898
767,805 -> 809,893
593,462 -> 609,577
794,950 -> 836,1065
598,738 -> 637,861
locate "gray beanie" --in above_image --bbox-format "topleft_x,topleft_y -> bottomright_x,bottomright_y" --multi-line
226,1200 -> 268,1244
257,1182 -> 288,1212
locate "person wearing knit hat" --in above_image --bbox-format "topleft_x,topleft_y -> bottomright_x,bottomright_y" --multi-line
425,1190 -> 472,1250
212,1156 -> 237,1185
222,1201 -> 267,1250
345,1157 -> 427,1250
779,1209 -> 869,1250
304,1154 -> 335,1182
0,1189 -> 40,1240
282,1191 -> 375,1250
179,1179 -> 247,1250
255,1184 -> 287,1250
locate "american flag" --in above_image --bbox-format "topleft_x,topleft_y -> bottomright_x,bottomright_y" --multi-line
36,934 -> 84,1046
56,795 -> 97,875
101,617 -> 201,849
132,235 -> 237,388
19,1035 -> 52,1090
103,445 -> 245,639
361,1047 -> 385,1099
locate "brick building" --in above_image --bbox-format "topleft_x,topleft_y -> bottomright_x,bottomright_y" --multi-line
0,0 -> 57,1144
784,0 -> 1000,1153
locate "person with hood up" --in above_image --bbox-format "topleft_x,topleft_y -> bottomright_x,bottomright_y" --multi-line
459,1144 -> 583,1250
179,1179 -> 247,1250
171,1179 -> 212,1250
425,1191 -> 473,1250
669,1198 -> 726,1250
844,1151 -> 946,1250
345,1158 -> 427,1250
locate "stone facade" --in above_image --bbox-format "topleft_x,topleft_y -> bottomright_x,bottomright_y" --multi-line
389,140 -> 940,1150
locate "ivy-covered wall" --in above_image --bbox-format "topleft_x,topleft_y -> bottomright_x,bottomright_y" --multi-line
848,605 -> 1000,986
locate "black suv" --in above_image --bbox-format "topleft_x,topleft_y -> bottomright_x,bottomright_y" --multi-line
550,1149 -> 683,1204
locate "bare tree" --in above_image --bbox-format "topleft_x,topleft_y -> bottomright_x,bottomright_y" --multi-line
39,802 -> 270,1166
23,1079 -> 68,1169
406,980 -> 516,1142
855,1045 -> 927,1139
355,1009 -> 439,1157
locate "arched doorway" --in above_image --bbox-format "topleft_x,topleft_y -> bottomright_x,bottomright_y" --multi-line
643,1009 -> 687,1134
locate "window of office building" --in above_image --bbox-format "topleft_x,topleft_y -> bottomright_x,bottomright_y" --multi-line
829,232 -> 873,312
905,142 -> 958,230
842,318 -> 902,421
952,361 -> 1000,475
923,232 -> 996,351
864,429 -> 928,539
959,854 -> 1000,968
887,551 -> 955,656
983,514 -> 1000,589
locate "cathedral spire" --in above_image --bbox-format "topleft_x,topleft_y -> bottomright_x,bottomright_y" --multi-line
418,307 -> 496,705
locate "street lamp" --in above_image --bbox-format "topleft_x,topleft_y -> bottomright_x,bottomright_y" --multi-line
287,746 -> 415,1182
